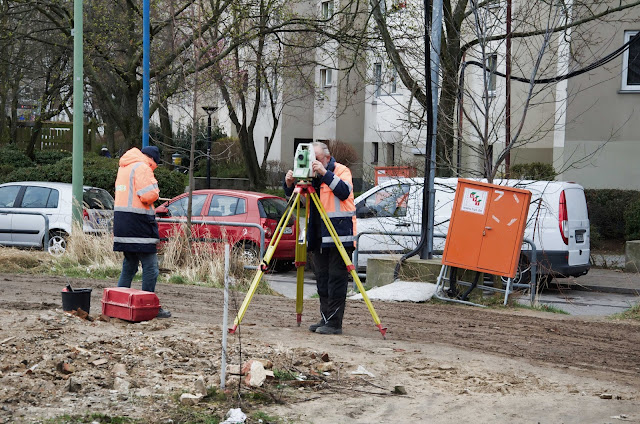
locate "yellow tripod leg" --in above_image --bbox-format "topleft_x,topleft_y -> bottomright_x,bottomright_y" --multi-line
229,192 -> 301,333
295,194 -> 308,325
308,192 -> 387,339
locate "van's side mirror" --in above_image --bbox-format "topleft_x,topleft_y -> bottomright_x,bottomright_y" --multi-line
156,205 -> 170,217
356,205 -> 376,219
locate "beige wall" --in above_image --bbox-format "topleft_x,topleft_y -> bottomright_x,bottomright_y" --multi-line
563,4 -> 640,188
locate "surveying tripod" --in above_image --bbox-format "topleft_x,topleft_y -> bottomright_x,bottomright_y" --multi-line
228,181 -> 387,339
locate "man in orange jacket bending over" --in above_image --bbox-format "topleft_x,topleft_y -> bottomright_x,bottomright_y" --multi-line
113,146 -> 171,318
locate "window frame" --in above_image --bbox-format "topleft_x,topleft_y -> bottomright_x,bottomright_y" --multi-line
0,185 -> 22,208
321,0 -> 333,19
20,186 -> 54,209
167,194 -> 208,217
320,68 -> 332,87
485,53 -> 498,97
621,30 -> 640,92
374,63 -> 382,97
372,142 -> 379,164
390,67 -> 398,94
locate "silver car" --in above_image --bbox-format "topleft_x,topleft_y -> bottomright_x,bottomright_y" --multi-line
0,182 -> 114,254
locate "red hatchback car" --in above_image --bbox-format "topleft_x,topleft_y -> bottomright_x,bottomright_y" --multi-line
155,189 -> 296,270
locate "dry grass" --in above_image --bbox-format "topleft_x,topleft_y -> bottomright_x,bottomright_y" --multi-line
158,223 -> 277,295
0,223 -> 278,295
0,248 -> 54,273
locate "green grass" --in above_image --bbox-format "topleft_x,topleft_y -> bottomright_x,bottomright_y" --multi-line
429,292 -> 569,314
515,303 -> 569,315
45,414 -> 138,423
165,407 -> 221,424
611,303 -> 640,320
252,411 -> 288,423
273,369 -> 297,381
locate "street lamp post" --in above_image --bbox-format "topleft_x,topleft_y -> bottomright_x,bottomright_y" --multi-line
202,106 -> 218,189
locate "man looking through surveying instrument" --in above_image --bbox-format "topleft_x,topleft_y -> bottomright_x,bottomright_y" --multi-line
284,142 -> 356,335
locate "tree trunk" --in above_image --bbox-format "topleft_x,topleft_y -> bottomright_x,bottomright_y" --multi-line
437,58 -> 461,177
9,86 -> 18,144
158,96 -> 173,164
239,127 -> 264,189
25,118 -> 43,160
119,86 -> 142,150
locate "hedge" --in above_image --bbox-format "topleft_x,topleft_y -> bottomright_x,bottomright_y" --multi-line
584,189 -> 640,241
0,152 -> 187,201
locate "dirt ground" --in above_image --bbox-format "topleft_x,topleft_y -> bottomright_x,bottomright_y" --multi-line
1,273 -> 640,423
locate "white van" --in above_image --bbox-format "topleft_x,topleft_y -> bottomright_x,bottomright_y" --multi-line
354,177 -> 591,284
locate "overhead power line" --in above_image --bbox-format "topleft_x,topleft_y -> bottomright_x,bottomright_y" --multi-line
465,31 -> 640,84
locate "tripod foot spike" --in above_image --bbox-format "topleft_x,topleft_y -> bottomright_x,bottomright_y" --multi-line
228,324 -> 238,334
376,324 -> 387,339
297,313 -> 302,326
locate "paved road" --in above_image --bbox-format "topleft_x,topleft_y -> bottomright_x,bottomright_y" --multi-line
264,270 -> 640,316
524,289 -> 640,316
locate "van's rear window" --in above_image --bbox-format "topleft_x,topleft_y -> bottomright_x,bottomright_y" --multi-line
83,189 -> 114,210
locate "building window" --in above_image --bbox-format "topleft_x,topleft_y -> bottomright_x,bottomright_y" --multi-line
386,142 -> 395,165
374,63 -> 382,97
372,142 -> 379,164
485,53 -> 498,96
622,30 -> 640,91
321,0 -> 333,19
390,67 -> 398,94
320,68 -> 332,87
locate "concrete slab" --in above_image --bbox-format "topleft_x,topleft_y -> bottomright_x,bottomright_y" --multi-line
625,240 -> 640,273
365,256 -> 441,286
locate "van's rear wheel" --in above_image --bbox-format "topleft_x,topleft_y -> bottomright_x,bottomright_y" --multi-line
501,255 -> 552,290
47,231 -> 68,256
501,254 -> 531,286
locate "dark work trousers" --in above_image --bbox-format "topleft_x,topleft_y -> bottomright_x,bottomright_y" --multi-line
313,246 -> 354,299
313,246 -> 354,328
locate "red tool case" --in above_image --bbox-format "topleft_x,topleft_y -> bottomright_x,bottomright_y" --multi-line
101,288 -> 160,322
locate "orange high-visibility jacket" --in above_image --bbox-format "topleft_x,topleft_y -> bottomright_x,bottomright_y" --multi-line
284,157 -> 356,250
113,148 -> 160,252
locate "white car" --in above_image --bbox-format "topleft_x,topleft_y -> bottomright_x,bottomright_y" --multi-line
354,177 -> 591,284
0,182 -> 114,254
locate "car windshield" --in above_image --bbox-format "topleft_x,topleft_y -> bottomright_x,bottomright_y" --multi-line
83,188 -> 114,210
258,197 -> 288,220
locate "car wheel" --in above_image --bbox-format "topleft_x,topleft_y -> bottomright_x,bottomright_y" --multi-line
47,231 -> 68,256
501,254 -> 531,286
235,241 -> 260,264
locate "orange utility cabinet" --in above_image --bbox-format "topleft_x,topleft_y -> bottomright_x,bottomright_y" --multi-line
442,179 -> 531,278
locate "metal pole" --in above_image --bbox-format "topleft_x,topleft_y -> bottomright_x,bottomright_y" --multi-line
420,0 -> 443,260
207,113 -> 211,188
142,0 -> 150,148
505,0 -> 512,175
71,0 -> 84,225
220,243 -> 230,390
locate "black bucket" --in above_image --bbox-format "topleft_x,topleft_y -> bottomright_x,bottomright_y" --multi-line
61,288 -> 92,313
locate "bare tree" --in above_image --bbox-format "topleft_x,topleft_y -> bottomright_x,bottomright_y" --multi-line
365,0 -> 640,178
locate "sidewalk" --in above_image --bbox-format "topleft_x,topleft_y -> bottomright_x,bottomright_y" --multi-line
560,268 -> 640,295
